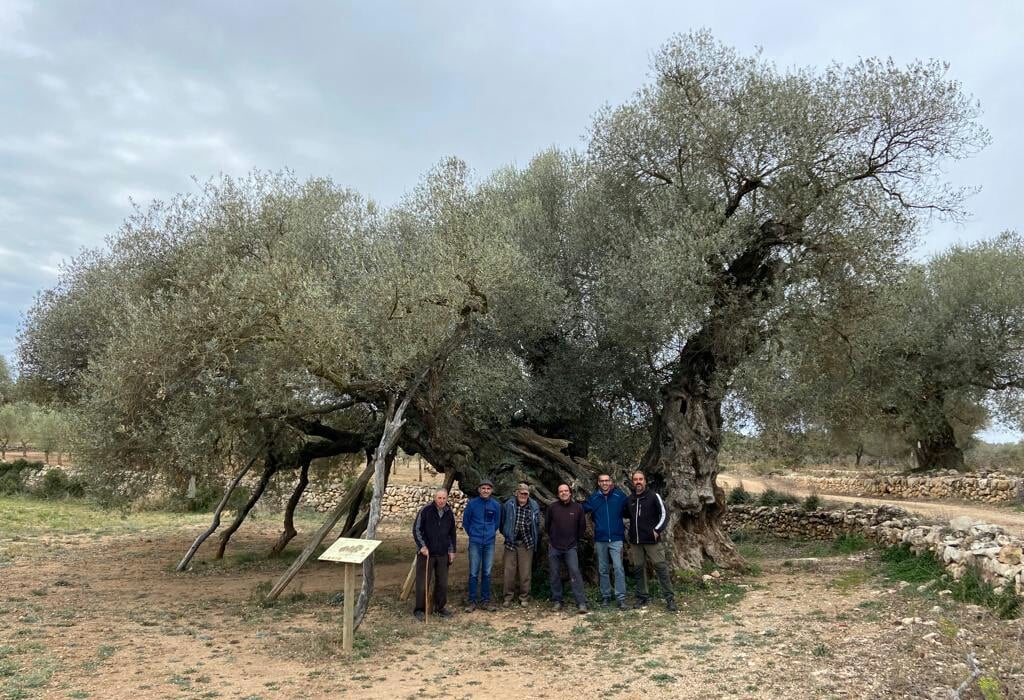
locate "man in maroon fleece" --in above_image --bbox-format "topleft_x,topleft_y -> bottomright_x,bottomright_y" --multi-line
544,483 -> 588,614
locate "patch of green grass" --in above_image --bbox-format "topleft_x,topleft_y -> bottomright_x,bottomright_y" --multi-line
828,568 -> 871,593
881,545 -> 1021,619
811,642 -> 832,657
651,673 -> 676,684
979,676 -> 1005,700
937,617 -> 958,639
0,654 -> 58,699
880,545 -> 946,583
831,534 -> 871,554
0,494 -> 211,537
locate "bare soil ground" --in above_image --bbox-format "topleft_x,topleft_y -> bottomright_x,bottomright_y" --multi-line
719,473 -> 1024,537
2,502 -> 1023,700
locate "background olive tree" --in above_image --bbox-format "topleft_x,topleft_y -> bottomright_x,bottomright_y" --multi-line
734,232 -> 1024,471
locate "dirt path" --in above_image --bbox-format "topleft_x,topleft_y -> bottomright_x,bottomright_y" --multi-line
2,519 -> 1023,699
719,473 -> 1024,536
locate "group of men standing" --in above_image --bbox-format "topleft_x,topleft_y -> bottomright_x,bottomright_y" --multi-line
411,471 -> 676,620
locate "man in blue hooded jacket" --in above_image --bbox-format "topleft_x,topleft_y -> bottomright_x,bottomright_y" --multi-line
461,479 -> 502,612
583,473 -> 628,609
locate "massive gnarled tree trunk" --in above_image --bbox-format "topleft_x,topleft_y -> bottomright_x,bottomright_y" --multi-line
641,223 -> 790,571
911,419 -> 965,472
640,368 -> 740,571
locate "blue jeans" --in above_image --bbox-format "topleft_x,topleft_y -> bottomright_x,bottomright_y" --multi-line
548,546 -> 586,606
467,540 -> 495,603
594,540 -> 626,602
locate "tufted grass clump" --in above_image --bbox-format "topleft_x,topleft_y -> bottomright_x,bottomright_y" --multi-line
881,545 -> 1021,619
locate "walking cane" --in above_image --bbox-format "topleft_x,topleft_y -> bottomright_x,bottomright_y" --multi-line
424,554 -> 431,625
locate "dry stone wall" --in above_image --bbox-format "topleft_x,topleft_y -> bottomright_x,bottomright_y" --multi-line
778,471 -> 1021,504
302,483 -> 470,526
724,504 -> 1024,596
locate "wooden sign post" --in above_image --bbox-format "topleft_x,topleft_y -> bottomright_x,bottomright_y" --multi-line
318,537 -> 382,653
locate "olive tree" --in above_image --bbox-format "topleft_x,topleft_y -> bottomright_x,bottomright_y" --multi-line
579,31 -> 986,568
0,356 -> 13,404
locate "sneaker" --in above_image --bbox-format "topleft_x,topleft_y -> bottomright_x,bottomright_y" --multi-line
601,598 -> 611,608
577,604 -> 589,615
519,599 -> 528,608
437,608 -> 453,618
666,600 -> 678,613
484,603 -> 498,612
414,610 -> 425,621
464,603 -> 476,613
616,600 -> 627,611
502,599 -> 513,608
552,601 -> 564,611
633,598 -> 649,609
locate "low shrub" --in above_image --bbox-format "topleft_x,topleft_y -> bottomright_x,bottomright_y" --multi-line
727,483 -> 754,505
32,468 -> 88,499
802,494 -> 822,512
0,459 -> 44,495
758,488 -> 800,507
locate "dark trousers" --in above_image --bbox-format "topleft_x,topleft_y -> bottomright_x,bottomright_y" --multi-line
548,546 -> 586,606
631,542 -> 674,603
414,553 -> 449,613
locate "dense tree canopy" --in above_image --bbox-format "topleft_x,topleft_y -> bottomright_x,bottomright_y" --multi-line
19,32 -> 991,573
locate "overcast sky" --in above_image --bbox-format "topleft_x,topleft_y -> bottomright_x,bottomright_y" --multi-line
2,1 -> 1021,438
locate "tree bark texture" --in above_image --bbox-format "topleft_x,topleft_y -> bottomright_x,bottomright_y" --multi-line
271,459 -> 311,555
215,461 -> 278,559
638,223 -> 789,572
639,371 -> 741,572
912,418 -> 965,471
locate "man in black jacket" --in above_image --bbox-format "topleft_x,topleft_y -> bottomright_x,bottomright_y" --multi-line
412,488 -> 457,620
625,471 -> 677,612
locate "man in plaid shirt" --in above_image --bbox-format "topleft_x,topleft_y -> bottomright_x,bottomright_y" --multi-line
499,483 -> 540,606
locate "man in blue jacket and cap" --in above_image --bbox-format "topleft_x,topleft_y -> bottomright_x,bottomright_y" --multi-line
461,478 -> 502,612
583,473 -> 629,610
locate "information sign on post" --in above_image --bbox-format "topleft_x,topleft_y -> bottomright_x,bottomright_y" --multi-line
318,537 -> 382,653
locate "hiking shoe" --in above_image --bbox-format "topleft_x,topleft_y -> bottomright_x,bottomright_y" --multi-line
616,599 -> 627,611
414,610 -> 425,621
437,608 -> 453,618
577,604 -> 589,615
484,603 -> 498,612
666,600 -> 678,613
502,599 -> 513,608
552,601 -> 564,611
600,598 -> 611,608
464,603 -> 476,613
519,599 -> 528,607
633,598 -> 649,609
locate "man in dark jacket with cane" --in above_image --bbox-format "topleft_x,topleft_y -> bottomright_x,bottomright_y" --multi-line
412,488 -> 457,620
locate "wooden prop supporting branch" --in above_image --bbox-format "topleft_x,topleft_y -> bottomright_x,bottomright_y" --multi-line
266,456 -> 375,601
399,556 -> 417,602
352,368 -> 430,630
176,457 -> 256,572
